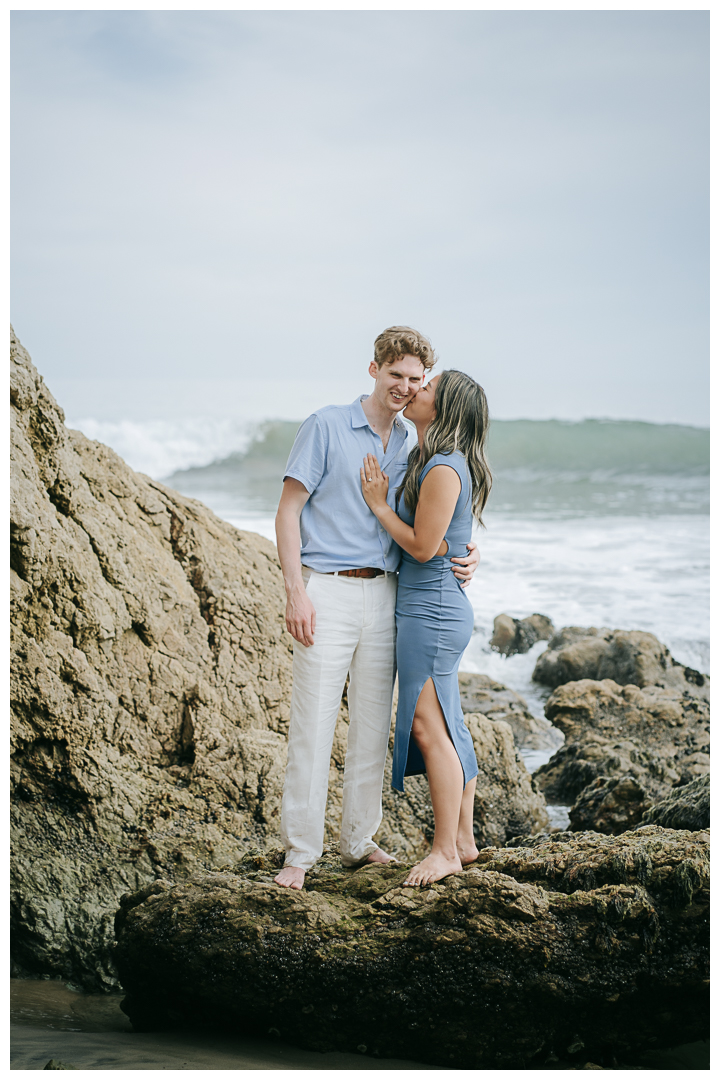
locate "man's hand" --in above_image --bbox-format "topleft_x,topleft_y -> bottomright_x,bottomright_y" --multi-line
285,584 -> 316,647
451,540 -> 480,589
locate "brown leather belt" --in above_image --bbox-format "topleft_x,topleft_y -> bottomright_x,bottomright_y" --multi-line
337,567 -> 386,579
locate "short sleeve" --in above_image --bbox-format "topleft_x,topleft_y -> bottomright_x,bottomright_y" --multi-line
420,452 -> 465,487
283,413 -> 328,495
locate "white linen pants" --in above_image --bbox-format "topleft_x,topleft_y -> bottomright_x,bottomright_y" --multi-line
280,568 -> 397,871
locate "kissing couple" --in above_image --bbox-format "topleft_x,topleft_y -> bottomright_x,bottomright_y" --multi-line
273,326 -> 491,890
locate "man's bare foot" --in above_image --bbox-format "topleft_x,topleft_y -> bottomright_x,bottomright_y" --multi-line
457,841 -> 480,865
365,848 -> 396,865
274,865 -> 305,889
403,851 -> 462,887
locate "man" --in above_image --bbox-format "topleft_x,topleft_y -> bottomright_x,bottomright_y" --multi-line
274,326 -> 479,889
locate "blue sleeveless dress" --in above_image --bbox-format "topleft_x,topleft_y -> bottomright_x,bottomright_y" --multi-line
392,451 -> 478,792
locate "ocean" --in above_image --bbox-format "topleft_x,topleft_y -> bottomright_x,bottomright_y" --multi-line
70,412 -> 710,726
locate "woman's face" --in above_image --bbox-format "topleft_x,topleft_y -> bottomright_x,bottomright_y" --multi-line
404,375 -> 438,426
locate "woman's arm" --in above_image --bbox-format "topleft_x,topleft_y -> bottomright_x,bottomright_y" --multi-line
361,453 -> 461,563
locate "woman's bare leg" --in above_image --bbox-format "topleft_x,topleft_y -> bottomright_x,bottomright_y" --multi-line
403,679 -> 464,886
456,777 -> 479,865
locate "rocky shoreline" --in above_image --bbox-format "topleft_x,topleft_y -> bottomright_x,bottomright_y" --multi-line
10,326 -> 710,1066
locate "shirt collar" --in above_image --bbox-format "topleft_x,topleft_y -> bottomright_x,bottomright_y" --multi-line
351,395 -> 409,439
351,396 -> 370,429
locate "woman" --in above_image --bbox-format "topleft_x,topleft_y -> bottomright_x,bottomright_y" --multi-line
361,369 -> 491,886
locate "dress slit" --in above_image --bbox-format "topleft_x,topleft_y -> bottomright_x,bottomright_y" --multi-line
403,675 -> 467,783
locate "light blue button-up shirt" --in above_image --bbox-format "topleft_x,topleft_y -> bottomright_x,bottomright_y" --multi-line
283,395 -> 411,573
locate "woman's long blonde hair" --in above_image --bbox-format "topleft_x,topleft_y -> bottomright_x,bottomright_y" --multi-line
397,369 -> 492,526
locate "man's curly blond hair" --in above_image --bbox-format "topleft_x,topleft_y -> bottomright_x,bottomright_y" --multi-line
373,326 -> 437,371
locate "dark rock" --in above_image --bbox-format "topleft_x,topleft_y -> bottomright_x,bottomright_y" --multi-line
568,776 -> 650,835
43,1062 -> 76,1070
641,774 -> 710,831
490,613 -> 554,656
113,828 -> 709,1069
533,627 -> 708,699
457,672 -> 560,752
533,735 -> 681,807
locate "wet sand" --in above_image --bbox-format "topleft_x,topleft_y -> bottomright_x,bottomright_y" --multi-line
10,980 -> 438,1070
10,979 -> 709,1071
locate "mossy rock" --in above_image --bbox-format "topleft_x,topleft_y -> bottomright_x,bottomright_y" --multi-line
114,826 -> 709,1068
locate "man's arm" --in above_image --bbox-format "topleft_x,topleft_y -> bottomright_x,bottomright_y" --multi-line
275,478 -> 315,647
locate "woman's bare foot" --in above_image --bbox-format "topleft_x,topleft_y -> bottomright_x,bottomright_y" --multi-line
274,865 -> 305,889
403,851 -> 462,887
457,840 -> 480,865
366,848 -> 396,865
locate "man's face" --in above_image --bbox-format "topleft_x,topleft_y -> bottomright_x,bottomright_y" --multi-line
368,354 -> 426,414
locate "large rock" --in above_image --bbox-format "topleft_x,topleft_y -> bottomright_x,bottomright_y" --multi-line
543,679 -> 709,778
10,327 -> 549,987
457,672 -> 560,752
533,626 -> 708,698
532,679 -> 709,836
641,774 -> 710,831
113,828 -> 709,1068
489,612 -> 554,656
11,327 -> 297,986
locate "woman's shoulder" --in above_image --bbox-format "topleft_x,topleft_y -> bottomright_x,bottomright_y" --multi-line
421,450 -> 467,470
420,450 -> 468,481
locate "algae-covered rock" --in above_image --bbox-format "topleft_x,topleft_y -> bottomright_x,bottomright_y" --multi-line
641,774 -> 710,831
533,734 -> 680,807
113,827 -> 709,1069
533,627 -> 708,698
568,775 -> 650,835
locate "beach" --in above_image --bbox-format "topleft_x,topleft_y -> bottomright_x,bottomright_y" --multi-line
11,336 -> 709,1071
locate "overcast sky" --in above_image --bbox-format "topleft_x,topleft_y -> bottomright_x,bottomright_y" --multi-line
11,10 -> 709,425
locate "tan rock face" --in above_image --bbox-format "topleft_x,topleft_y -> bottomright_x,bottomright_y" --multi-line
11,327 -> 297,986
489,612 -> 554,656
533,626 -> 709,699
10,327 -> 548,986
543,679 -> 709,770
